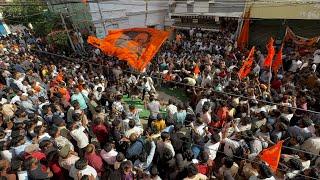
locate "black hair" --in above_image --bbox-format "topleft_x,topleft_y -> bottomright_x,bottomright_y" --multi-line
202,103 -> 210,112
75,158 -> 88,170
80,175 -> 89,180
295,135 -> 305,145
157,113 -> 163,120
199,151 -> 209,163
48,126 -> 59,137
166,118 -> 175,126
211,133 -> 221,143
112,119 -> 121,127
168,99 -> 175,105
95,106 -> 103,113
224,157 -> 234,168
186,163 -> 198,177
128,120 -> 135,128
39,140 -> 51,150
161,132 -> 170,141
116,152 -> 125,162
72,113 -> 81,121
174,123 -> 183,132
289,158 -> 303,171
103,143 -> 113,152
138,152 -> 148,162
259,163 -> 273,178
163,148 -> 173,161
183,149 -> 194,161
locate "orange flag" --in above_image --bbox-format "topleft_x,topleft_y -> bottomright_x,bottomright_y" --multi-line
237,11 -> 250,50
82,0 -> 88,4
238,46 -> 255,80
194,64 -> 200,75
272,44 -> 283,74
88,28 -> 169,71
263,37 -> 275,68
259,140 -> 284,172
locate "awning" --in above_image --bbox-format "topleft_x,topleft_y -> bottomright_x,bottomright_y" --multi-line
171,12 -> 243,18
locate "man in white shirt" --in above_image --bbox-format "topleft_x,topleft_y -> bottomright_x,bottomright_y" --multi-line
166,99 -> 177,119
195,98 -> 209,115
100,143 -> 118,165
289,59 -> 302,73
147,95 -> 161,117
69,158 -> 97,180
125,120 -> 144,138
70,123 -> 89,150
93,87 -> 103,101
204,134 -> 221,161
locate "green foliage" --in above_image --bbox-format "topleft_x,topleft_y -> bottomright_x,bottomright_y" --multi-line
1,0 -> 64,37
47,30 -> 69,50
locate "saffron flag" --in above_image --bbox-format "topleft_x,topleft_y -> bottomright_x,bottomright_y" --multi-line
260,140 -> 284,172
194,64 -> 200,75
284,27 -> 320,46
238,46 -> 255,80
263,37 -> 275,68
237,11 -> 250,50
88,28 -> 169,71
272,44 -> 283,74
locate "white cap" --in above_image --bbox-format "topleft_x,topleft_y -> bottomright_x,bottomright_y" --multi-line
312,64 -> 317,72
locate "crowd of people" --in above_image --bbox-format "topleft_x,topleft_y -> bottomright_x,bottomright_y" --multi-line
0,23 -> 319,180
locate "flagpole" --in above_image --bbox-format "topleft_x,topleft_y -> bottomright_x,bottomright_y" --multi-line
268,58 -> 272,92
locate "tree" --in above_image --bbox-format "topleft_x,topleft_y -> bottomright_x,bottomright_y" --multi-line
1,0 -> 69,37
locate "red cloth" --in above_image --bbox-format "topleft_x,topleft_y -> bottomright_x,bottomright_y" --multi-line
25,151 -> 46,161
49,162 -> 65,180
197,163 -> 209,176
85,152 -> 105,176
238,47 -> 255,80
272,44 -> 283,74
237,11 -> 250,50
217,70 -> 227,78
194,64 -> 200,75
92,124 -> 108,144
216,107 -> 229,125
260,140 -> 284,172
271,79 -> 282,90
263,37 -> 275,68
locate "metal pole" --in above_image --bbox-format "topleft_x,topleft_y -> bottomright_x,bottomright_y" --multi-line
145,0 -> 148,27
60,13 -> 76,52
96,0 -> 106,35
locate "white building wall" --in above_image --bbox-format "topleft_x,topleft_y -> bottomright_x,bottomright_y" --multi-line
88,0 -> 169,38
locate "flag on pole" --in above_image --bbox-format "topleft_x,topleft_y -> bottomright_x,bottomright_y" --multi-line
238,46 -> 255,80
237,11 -> 250,50
88,28 -> 169,71
263,37 -> 275,68
259,140 -> 284,172
194,64 -> 200,75
272,44 -> 284,74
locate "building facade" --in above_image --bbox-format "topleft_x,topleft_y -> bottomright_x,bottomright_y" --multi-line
169,0 -> 245,30
88,0 -> 170,38
245,0 -> 320,45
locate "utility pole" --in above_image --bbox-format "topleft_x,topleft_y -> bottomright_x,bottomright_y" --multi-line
96,0 -> 106,36
60,13 -> 76,53
145,0 -> 149,27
